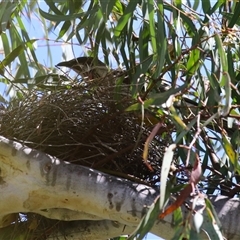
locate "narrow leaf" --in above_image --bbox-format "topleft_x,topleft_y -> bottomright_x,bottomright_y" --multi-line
143,123 -> 162,171
128,196 -> 160,240
215,33 -> 228,72
202,0 -> 211,14
39,8 -> 84,22
160,155 -> 201,218
147,0 -> 157,55
204,198 -> 225,239
99,0 -> 117,21
228,2 -> 240,28
57,21 -> 71,39
126,81 -> 189,111
220,71 -> 231,116
114,0 -> 139,37
160,144 -> 176,209
222,132 -> 238,170
0,40 -> 37,75
186,49 -> 200,76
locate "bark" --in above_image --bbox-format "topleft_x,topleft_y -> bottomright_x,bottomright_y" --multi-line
0,136 -> 240,239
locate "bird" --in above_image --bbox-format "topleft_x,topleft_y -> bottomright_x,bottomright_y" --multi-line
56,57 -> 109,80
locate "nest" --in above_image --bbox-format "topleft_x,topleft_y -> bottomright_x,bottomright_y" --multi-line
0,73 -> 172,185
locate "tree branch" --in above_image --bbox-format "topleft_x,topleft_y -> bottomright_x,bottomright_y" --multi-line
0,136 -> 240,239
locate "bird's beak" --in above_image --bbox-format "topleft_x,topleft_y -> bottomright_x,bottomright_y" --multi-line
55,61 -> 70,67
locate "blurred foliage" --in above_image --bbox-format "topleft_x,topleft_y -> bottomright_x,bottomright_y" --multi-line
1,0 -> 240,239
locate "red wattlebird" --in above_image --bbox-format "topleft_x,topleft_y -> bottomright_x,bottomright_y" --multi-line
56,57 -> 109,79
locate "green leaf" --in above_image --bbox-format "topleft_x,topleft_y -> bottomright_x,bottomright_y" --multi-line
114,0 -> 139,37
13,74 -> 69,85
174,113 -> 198,143
172,206 -> 183,226
214,34 -> 231,116
8,22 -> 34,78
202,0 -> 211,14
186,49 -> 200,76
39,8 -> 84,22
1,33 -> 11,56
0,2 -> 17,33
207,0 -> 225,17
99,0 -> 117,21
126,81 -> 189,111
164,5 -> 197,37
215,34 -> 228,72
0,40 -> 37,76
57,20 -> 71,39
192,0 -> 200,11
93,10 -> 105,56
0,1 -> 9,21
16,15 -> 39,64
222,133 -> 239,171
154,1 -> 167,77
128,196 -> 160,240
160,144 -> 176,210
45,0 -> 65,15
147,0 -> 157,55
227,47 -> 235,83
204,198 -> 224,239
113,0 -> 124,15
139,23 -> 150,63
130,55 -> 153,95
222,12 -> 240,26
228,2 -> 240,28
220,72 -> 231,116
